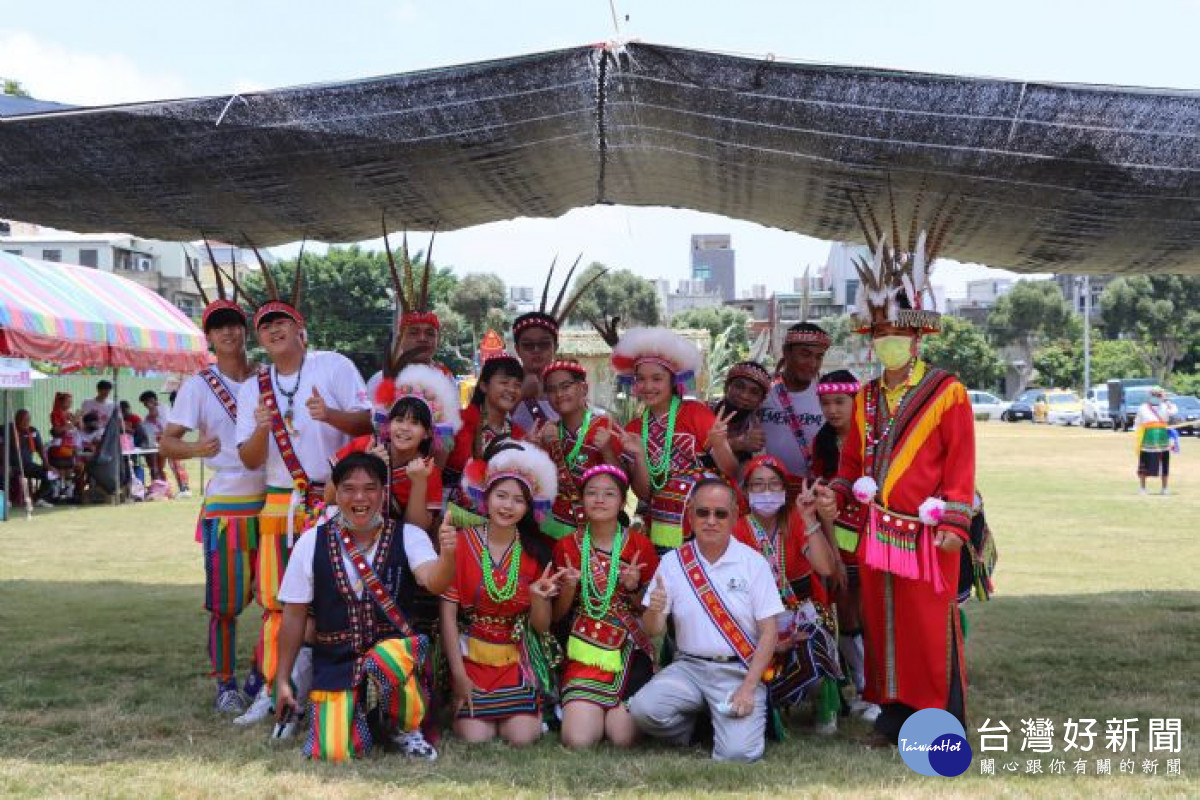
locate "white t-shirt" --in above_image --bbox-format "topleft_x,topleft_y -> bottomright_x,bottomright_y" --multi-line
644,538 -> 784,660
512,398 -> 558,433
235,351 -> 370,488
167,367 -> 266,497
80,398 -> 115,427
757,382 -> 824,478
278,521 -> 437,604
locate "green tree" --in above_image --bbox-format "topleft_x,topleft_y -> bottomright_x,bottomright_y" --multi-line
449,273 -> 507,337
567,263 -> 660,328
671,306 -> 751,356
2,78 -> 31,98
239,244 -> 458,376
987,280 -> 1075,395
1090,339 -> 1150,385
921,316 -> 1006,390
1032,342 -> 1081,390
1169,371 -> 1200,397
1099,275 -> 1200,383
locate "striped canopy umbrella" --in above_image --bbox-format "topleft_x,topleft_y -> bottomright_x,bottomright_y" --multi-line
0,251 -> 209,371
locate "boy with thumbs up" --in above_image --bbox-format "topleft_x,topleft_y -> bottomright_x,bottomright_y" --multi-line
234,301 -> 373,729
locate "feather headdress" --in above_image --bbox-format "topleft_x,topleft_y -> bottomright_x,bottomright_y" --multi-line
847,179 -> 959,334
383,217 -> 439,331
208,236 -> 307,330
513,255 -> 608,341
373,364 -> 463,448
462,439 -> 558,521
188,241 -> 246,331
610,327 -> 703,391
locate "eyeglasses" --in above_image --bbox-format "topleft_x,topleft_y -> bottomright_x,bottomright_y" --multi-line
518,338 -> 555,352
544,379 -> 581,396
746,481 -> 784,493
692,507 -> 732,520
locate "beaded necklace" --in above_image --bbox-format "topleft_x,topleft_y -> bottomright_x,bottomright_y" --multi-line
481,526 -> 522,603
271,352 -> 306,432
558,408 -> 593,470
863,364 -> 917,475
579,523 -> 625,619
643,397 -> 680,492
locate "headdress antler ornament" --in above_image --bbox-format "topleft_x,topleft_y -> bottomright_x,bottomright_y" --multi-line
513,255 -> 609,340
189,240 -> 247,331
846,178 -> 959,334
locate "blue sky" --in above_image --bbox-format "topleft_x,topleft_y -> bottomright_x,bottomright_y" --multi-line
3,0 -> 1197,297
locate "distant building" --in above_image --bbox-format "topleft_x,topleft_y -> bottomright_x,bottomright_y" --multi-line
691,234 -> 736,301
508,285 -> 536,314
659,277 -> 724,320
945,277 -> 1014,326
1053,274 -> 1111,317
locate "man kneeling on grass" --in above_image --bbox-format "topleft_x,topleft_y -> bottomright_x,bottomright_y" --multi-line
628,478 -> 782,762
275,452 -> 456,762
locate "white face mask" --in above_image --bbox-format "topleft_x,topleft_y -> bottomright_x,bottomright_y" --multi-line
748,491 -> 787,516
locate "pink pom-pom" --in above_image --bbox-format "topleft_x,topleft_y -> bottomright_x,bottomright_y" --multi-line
852,476 -> 878,504
918,497 -> 946,526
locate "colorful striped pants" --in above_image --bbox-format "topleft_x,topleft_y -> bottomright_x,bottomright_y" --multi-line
304,637 -> 426,762
199,495 -> 263,682
256,487 -> 318,684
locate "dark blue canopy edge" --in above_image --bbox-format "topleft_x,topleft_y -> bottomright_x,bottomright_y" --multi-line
1,43 -> 1197,273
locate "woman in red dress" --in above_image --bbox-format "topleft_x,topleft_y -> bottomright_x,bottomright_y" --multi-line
440,439 -> 562,746
551,465 -> 658,748
444,352 -> 526,500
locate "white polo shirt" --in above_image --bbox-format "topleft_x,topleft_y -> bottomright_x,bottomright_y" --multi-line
644,538 -> 784,660
235,350 -> 369,488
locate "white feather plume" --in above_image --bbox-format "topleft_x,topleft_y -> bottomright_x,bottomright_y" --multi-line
485,440 -> 558,506
390,363 -> 463,434
611,327 -> 703,379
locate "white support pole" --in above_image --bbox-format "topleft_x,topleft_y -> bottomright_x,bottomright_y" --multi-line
1082,275 -> 1092,392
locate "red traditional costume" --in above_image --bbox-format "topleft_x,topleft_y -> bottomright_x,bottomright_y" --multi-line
553,497 -> 659,708
828,190 -> 975,730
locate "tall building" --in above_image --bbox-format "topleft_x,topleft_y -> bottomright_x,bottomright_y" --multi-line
690,234 -> 736,301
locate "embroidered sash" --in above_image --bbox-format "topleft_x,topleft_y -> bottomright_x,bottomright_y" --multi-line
747,518 -> 800,610
338,519 -> 416,639
771,379 -> 812,465
257,367 -> 310,493
677,542 -> 757,667
200,367 -> 239,423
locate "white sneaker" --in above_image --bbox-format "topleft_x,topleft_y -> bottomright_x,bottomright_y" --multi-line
35,499 -> 54,508
815,718 -> 838,736
271,711 -> 305,740
178,489 -> 192,498
393,730 -> 438,761
234,685 -> 274,725
1139,487 -> 1147,495
1161,488 -> 1170,496
860,704 -> 882,723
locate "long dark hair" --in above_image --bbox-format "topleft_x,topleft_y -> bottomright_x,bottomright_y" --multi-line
812,369 -> 858,480
388,396 -> 434,457
482,438 -> 550,567
470,356 -> 525,408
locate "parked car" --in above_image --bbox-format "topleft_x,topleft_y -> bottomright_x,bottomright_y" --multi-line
1082,385 -> 1111,428
969,390 -> 1010,421
1044,390 -> 1083,426
1002,388 -> 1042,422
1107,378 -> 1157,432
1170,395 -> 1200,436
1113,386 -> 1155,431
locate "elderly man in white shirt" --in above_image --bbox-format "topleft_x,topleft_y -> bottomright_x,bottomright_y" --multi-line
628,478 -> 782,762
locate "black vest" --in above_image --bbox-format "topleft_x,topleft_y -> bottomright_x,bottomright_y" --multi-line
311,520 -> 415,691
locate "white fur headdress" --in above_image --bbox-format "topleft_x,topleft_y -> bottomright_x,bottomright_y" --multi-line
373,363 -> 463,443
610,327 -> 702,389
463,440 -> 558,520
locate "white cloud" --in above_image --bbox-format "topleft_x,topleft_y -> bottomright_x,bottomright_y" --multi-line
0,28 -> 191,106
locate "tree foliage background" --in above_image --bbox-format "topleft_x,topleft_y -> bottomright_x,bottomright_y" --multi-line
671,306 -> 751,357
566,264 -> 661,328
921,316 -> 1005,390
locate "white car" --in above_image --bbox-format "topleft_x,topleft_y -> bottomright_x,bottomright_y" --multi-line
1082,385 -> 1111,428
968,390 -> 1010,421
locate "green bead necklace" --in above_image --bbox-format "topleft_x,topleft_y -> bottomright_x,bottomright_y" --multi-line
481,527 -> 523,603
559,408 -> 593,470
643,396 -> 680,492
579,523 -> 625,619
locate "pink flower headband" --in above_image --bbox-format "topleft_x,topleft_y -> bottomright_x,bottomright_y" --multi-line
816,381 -> 860,396
580,464 -> 629,487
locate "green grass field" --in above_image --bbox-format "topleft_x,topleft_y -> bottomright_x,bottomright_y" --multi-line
1,423 -> 1197,798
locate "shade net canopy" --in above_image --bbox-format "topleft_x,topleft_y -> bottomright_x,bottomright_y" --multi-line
1,43 -> 1197,274
0,252 -> 210,371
